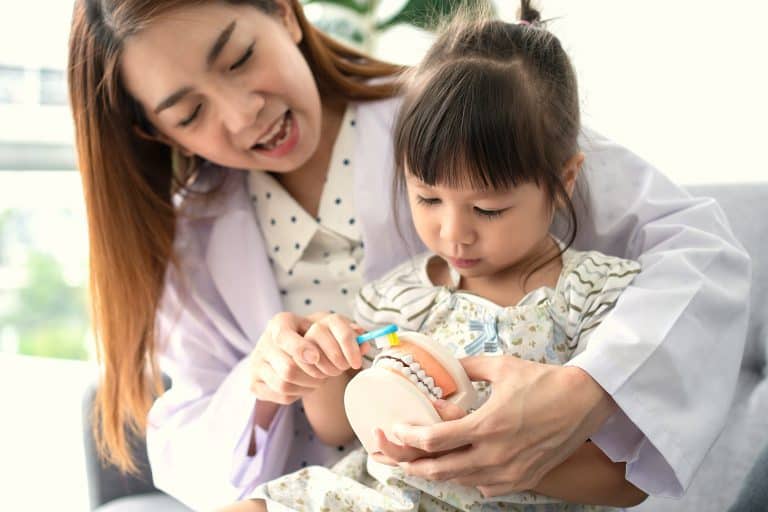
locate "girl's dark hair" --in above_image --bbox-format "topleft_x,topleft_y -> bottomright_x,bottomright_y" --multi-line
393,0 -> 581,267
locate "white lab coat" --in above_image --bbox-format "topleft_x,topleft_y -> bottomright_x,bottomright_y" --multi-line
146,97 -> 751,510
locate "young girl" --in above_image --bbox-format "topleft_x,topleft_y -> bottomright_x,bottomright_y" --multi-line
69,0 -> 748,509
237,5 -> 649,511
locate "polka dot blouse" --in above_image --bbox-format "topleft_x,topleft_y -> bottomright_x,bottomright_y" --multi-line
248,105 -> 363,322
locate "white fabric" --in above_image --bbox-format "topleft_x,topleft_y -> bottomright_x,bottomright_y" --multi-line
146,97 -> 751,510
247,105 -> 364,318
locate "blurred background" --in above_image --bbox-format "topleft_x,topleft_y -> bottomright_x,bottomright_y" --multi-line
0,0 -> 766,510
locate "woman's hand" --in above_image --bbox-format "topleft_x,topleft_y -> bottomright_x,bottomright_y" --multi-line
249,312 -> 330,405
370,399 -> 468,466
249,312 -> 367,404
387,355 -> 617,497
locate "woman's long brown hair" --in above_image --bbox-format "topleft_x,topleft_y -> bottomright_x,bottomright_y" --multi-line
68,0 -> 402,473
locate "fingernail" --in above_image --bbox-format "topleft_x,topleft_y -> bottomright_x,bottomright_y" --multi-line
434,399 -> 448,409
302,349 -> 319,364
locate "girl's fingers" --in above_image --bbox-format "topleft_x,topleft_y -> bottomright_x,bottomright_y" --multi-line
261,342 -> 326,388
326,315 -> 364,369
257,358 -> 318,399
305,323 -> 349,374
269,323 -> 325,379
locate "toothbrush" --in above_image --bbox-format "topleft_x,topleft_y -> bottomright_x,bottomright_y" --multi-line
356,324 -> 400,349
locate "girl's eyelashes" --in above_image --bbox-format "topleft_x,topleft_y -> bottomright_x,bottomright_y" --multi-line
416,195 -> 507,219
229,43 -> 254,71
179,104 -> 202,127
416,195 -> 441,206
474,206 -> 507,219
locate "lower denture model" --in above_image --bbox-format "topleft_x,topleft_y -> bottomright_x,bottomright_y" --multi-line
345,328 -> 478,454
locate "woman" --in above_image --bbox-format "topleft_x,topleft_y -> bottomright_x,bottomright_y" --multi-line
68,0 -> 750,509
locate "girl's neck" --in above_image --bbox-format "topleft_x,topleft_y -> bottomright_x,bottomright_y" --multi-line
274,96 -> 347,218
458,237 -> 563,307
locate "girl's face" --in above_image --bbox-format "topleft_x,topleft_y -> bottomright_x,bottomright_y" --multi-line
119,1 -> 322,172
405,156 -> 582,282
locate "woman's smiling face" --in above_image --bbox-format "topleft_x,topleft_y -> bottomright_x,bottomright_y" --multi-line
119,1 -> 322,172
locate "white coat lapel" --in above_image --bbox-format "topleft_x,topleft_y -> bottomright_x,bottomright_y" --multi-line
205,179 -> 281,344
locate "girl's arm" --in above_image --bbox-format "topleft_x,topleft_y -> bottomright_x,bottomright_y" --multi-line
302,369 -> 357,446
532,441 -> 647,507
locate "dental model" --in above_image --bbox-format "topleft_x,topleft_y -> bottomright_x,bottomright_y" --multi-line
345,327 -> 478,454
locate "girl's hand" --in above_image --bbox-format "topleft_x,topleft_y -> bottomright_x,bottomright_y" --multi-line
302,313 -> 367,377
370,399 -> 468,466
384,356 -> 616,497
249,312 -> 329,405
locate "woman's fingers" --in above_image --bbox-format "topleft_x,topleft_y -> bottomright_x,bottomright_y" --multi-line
391,413 -> 477,453
399,444 -> 480,482
372,428 -> 429,463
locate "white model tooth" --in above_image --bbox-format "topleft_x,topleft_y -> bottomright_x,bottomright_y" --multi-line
410,362 -> 421,372
402,366 -> 413,375
434,387 -> 443,398
423,376 -> 434,388
417,383 -> 428,394
401,354 -> 414,364
409,374 -> 419,383
393,361 -> 405,371
417,370 -> 426,379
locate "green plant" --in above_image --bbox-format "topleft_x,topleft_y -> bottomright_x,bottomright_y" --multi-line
302,0 -> 486,51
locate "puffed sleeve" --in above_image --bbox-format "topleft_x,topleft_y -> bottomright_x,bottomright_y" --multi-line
354,253 -> 438,332
557,251 -> 641,356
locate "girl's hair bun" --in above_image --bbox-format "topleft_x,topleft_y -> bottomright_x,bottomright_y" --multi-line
518,0 -> 542,26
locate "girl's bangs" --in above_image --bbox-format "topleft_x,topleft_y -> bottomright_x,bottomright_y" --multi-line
396,59 -> 550,191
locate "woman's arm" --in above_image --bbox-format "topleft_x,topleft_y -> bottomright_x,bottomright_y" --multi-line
532,441 -> 647,508
302,369 -> 357,446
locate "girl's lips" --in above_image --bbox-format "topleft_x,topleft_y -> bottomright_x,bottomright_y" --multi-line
447,257 -> 481,269
250,111 -> 299,158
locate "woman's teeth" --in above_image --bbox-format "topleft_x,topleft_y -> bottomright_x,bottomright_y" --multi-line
373,350 -> 444,400
254,113 -> 291,150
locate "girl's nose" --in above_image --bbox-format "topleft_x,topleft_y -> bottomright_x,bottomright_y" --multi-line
440,212 -> 475,246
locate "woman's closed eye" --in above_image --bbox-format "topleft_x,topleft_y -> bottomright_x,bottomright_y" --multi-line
229,42 -> 254,71
179,104 -> 202,127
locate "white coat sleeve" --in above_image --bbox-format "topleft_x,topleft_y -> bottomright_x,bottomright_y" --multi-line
562,128 -> 752,497
146,262 -> 293,510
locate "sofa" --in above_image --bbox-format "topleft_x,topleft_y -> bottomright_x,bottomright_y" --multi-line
82,183 -> 767,511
